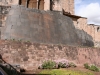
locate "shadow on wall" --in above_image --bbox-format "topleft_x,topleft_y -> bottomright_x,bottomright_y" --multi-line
76,29 -> 94,47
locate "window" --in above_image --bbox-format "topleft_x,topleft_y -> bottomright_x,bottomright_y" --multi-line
97,27 -> 100,32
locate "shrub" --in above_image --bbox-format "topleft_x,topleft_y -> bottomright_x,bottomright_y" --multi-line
40,60 -> 77,69
89,65 -> 99,72
84,63 -> 90,69
84,63 -> 99,72
54,59 -> 69,68
42,60 -> 56,69
69,62 -> 77,68
58,62 -> 67,68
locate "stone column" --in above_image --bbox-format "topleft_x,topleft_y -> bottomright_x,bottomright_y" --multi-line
26,0 -> 28,8
37,0 -> 39,9
44,0 -> 50,11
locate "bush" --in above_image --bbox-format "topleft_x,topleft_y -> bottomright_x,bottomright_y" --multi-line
84,63 -> 99,72
40,60 -> 77,69
69,62 -> 77,68
54,59 -> 69,68
58,62 -> 67,68
89,65 -> 99,72
42,60 -> 56,69
84,63 -> 90,69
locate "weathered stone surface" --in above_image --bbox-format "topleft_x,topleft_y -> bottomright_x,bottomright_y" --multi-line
1,5 -> 80,46
0,40 -> 100,71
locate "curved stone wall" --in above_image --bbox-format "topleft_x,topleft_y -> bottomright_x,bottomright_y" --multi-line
1,5 -> 80,46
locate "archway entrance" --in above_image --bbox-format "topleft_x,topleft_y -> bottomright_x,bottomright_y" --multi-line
19,0 -> 45,10
28,0 -> 37,9
39,0 -> 44,10
19,0 -> 26,6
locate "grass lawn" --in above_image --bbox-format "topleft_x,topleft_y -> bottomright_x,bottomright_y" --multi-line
40,69 -> 94,75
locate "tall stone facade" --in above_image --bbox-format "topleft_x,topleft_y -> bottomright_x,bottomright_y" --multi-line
0,0 -> 74,14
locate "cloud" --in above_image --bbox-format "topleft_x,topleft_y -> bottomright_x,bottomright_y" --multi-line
76,2 -> 100,25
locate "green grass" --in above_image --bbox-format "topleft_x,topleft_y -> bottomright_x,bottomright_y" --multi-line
40,69 -> 94,75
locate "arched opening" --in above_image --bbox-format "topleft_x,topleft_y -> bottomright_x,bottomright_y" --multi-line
97,27 -> 100,32
39,0 -> 44,10
28,0 -> 37,9
19,0 -> 46,10
50,0 -> 53,10
19,0 -> 26,7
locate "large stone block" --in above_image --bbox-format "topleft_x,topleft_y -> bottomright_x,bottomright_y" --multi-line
1,5 -> 85,46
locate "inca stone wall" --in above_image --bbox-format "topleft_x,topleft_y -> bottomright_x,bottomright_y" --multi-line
1,5 -> 81,46
0,40 -> 100,71
72,16 -> 100,47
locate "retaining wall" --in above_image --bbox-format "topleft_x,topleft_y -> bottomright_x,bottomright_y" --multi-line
0,40 -> 100,71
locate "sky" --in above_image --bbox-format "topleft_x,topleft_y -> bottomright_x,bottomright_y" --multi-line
75,0 -> 100,25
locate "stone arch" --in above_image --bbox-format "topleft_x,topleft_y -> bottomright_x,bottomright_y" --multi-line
28,0 -> 37,9
19,0 -> 26,6
38,0 -> 44,10
50,0 -> 53,10
97,27 -> 100,32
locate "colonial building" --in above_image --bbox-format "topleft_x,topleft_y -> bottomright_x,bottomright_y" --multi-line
0,0 -> 74,14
